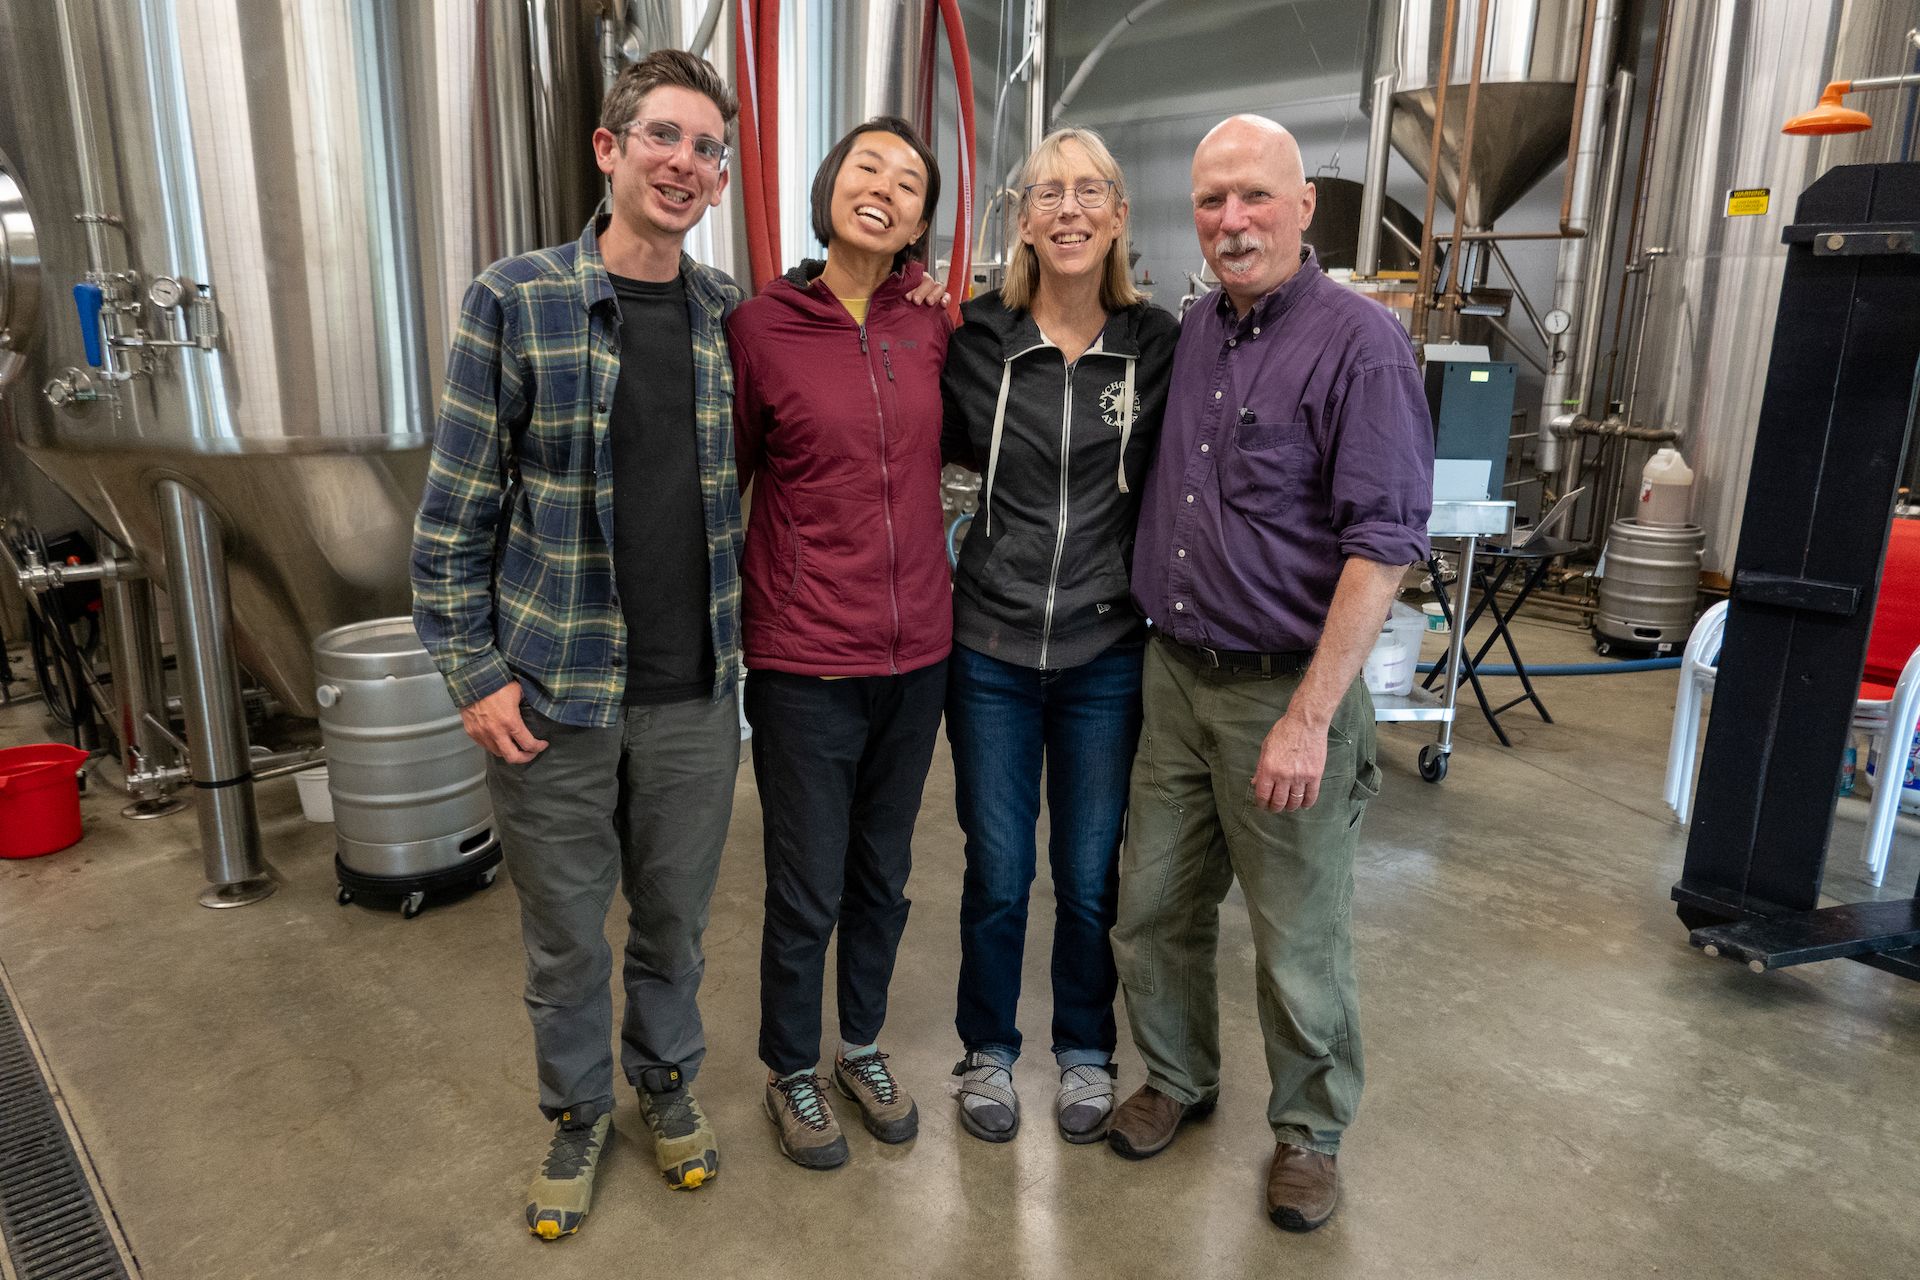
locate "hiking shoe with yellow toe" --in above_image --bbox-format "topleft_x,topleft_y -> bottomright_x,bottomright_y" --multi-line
638,1066 -> 718,1189
525,1102 -> 611,1241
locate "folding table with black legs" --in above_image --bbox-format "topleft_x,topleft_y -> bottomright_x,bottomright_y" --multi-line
1421,533 -> 1582,747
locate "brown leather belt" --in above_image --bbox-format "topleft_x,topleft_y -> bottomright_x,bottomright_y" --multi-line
1157,633 -> 1312,676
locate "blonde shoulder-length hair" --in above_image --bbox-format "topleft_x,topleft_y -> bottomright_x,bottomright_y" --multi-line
1002,126 -> 1144,313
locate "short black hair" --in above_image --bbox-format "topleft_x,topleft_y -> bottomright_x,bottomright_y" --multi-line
809,116 -> 942,271
600,49 -> 738,140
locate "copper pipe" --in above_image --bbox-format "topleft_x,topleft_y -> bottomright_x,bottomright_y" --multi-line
1412,0 -> 1460,344
1443,0 -> 1496,325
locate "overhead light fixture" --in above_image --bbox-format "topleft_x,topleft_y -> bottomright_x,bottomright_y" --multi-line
1783,73 -> 1920,136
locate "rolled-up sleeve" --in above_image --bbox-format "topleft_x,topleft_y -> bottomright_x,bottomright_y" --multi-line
1327,359 -> 1433,566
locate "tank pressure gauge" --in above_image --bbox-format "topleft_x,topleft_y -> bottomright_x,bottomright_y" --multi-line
1543,308 -> 1571,336
148,275 -> 186,309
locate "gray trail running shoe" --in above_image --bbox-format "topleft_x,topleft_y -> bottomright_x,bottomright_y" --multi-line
765,1072 -> 850,1170
526,1101 -> 612,1241
637,1066 -> 718,1190
833,1050 -> 918,1143
1056,1062 -> 1117,1143
953,1051 -> 1019,1143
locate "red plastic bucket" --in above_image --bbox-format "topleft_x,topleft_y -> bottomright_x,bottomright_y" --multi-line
0,744 -> 92,858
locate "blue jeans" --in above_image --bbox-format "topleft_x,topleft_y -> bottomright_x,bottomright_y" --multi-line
946,640 -> 1144,1068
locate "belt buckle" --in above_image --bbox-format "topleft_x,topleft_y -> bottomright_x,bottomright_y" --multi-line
1195,643 -> 1223,668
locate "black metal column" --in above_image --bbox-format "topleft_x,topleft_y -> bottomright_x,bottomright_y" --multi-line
1673,163 -> 1920,962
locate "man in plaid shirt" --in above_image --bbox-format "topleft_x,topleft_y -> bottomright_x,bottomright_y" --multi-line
411,50 -> 744,1240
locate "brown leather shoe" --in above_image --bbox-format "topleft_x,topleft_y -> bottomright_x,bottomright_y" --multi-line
1266,1142 -> 1338,1231
1105,1084 -> 1216,1160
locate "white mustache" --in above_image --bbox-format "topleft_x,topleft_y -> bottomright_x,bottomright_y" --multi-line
1213,234 -> 1264,272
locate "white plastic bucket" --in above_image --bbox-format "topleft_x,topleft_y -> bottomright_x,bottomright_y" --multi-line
1364,603 -> 1424,697
294,765 -> 334,823
1421,601 -> 1450,633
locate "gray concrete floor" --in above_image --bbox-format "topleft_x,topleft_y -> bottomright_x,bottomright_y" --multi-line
2,617 -> 1918,1280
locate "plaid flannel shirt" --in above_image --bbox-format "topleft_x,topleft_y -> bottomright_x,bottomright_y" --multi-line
411,213 -> 744,727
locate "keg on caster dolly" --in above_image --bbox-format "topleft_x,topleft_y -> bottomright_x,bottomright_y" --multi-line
313,619 -> 502,918
1593,449 -> 1706,656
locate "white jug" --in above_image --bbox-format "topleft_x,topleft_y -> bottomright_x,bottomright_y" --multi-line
1638,447 -> 1694,528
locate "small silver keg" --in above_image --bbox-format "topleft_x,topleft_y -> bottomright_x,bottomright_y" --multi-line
1594,520 -> 1706,654
312,618 -> 500,917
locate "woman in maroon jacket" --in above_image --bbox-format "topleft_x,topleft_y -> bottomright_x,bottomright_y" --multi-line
727,116 -> 951,1172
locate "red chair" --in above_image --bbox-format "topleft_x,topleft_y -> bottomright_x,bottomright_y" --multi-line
1858,517 -> 1920,883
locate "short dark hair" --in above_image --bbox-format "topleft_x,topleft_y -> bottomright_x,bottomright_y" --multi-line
809,116 -> 942,271
599,49 -> 738,140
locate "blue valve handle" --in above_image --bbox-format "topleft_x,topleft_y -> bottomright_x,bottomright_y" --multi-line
72,282 -> 105,367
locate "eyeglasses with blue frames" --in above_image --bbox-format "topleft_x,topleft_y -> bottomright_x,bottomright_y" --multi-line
1023,179 -> 1117,212
621,119 -> 731,171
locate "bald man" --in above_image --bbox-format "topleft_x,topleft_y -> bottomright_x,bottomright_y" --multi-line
1106,116 -> 1432,1231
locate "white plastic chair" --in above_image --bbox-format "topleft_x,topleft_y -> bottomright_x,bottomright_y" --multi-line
1664,601 -> 1727,826
1665,599 -> 1920,885
1860,646 -> 1920,885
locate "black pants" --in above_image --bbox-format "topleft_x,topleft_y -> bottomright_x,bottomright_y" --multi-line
747,662 -> 947,1075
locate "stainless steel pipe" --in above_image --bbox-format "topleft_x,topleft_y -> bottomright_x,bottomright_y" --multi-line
1356,72 -> 1397,279
156,479 -> 273,907
1537,0 -> 1620,473
1554,66 -> 1634,502
100,567 -> 186,815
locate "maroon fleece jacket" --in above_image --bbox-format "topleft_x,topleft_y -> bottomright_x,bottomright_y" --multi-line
728,259 -> 954,677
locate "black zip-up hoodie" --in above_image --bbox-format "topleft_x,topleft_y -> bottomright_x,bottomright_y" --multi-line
940,289 -> 1179,669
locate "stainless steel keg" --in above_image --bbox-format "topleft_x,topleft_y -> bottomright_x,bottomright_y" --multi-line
1594,520 -> 1706,653
312,618 -> 499,915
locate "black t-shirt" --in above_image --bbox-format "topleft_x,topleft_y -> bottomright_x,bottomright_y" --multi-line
607,271 -> 713,705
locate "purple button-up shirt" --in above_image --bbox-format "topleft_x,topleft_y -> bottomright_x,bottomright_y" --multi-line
1133,250 -> 1433,653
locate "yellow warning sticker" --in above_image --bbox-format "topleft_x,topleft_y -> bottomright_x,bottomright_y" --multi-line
1726,188 -> 1770,217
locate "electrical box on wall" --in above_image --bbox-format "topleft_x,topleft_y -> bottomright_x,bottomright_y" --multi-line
1425,361 -> 1517,501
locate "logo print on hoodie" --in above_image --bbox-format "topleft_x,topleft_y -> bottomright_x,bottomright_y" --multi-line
1100,381 -> 1138,431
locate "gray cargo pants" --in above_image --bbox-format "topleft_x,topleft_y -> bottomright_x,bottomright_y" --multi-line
487,691 -> 739,1118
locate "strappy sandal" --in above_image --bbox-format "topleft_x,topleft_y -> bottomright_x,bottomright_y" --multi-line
953,1051 -> 1019,1142
1056,1062 -> 1117,1143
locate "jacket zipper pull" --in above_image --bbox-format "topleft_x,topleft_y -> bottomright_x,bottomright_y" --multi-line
881,341 -> 895,382
859,323 -> 869,356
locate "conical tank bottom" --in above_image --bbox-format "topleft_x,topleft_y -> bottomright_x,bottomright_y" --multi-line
1390,81 -> 1575,228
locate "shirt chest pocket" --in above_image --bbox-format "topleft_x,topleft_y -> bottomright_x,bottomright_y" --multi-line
1220,417 -> 1306,520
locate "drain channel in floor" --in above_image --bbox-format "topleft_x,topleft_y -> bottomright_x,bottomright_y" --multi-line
0,964 -> 137,1280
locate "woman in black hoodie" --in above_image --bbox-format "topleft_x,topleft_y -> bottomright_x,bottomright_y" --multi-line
940,127 -> 1178,1143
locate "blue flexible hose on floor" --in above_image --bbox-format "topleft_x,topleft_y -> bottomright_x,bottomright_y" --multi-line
1414,657 -> 1681,676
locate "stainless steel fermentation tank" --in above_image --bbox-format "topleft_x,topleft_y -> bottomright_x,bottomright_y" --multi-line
0,0 -> 600,714
0,0 -> 601,901
1368,0 -> 1589,230
1628,0 -> 1917,577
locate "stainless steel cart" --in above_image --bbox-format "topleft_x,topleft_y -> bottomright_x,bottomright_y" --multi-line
1371,499 -> 1516,782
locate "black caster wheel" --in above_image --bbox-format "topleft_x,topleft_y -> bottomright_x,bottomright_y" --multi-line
335,886 -> 353,906
401,891 -> 426,920
480,865 -> 500,889
1418,744 -> 1449,783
